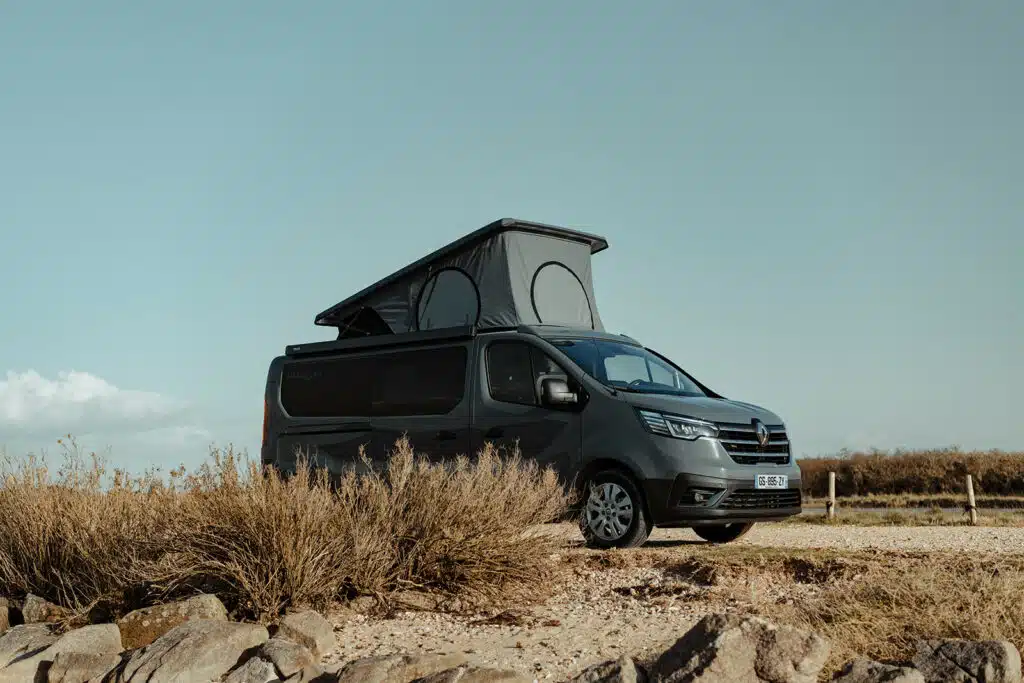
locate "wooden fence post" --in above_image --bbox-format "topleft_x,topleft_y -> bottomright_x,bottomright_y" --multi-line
826,471 -> 836,520
966,474 -> 978,526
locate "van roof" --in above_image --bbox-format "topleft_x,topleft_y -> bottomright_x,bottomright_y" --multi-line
314,218 -> 609,334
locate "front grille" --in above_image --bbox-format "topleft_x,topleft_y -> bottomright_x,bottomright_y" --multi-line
717,422 -> 790,465
720,488 -> 801,510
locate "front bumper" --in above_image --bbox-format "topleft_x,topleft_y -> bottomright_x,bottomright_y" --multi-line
644,472 -> 802,526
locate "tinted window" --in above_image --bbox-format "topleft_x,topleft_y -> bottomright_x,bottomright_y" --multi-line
280,346 -> 467,418
373,346 -> 467,416
486,341 -> 569,406
280,356 -> 373,418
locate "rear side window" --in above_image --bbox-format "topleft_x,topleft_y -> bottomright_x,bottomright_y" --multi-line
280,356 -> 373,418
280,345 -> 467,418
373,346 -> 467,416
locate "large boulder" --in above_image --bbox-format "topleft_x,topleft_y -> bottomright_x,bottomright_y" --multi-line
22,594 -> 72,625
833,658 -> 926,683
650,613 -> 830,683
116,593 -> 228,650
114,619 -> 268,683
912,639 -> 1022,683
275,611 -> 335,659
0,624 -> 122,682
568,656 -> 645,683
0,624 -> 58,669
333,653 -> 468,683
47,651 -> 123,683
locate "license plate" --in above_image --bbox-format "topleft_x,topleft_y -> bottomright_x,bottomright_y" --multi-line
755,474 -> 788,490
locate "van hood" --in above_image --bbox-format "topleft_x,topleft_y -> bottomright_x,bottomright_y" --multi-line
623,393 -> 784,426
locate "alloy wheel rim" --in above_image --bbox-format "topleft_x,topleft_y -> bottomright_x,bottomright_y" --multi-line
583,482 -> 634,541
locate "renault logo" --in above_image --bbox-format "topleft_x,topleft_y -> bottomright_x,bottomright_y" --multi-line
754,420 -> 771,448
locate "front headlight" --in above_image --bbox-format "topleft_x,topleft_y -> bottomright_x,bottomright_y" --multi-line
637,409 -> 719,440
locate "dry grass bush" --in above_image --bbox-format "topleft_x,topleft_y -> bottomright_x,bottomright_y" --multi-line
565,546 -> 1024,677
775,552 -> 1024,674
0,436 -> 569,621
799,448 -> 1024,497
0,438 -> 176,611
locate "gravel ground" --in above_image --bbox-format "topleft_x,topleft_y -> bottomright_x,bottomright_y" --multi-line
324,522 -> 1024,681
646,522 -> 1024,553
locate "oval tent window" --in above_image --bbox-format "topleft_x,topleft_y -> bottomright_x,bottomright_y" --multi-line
417,268 -> 480,330
530,262 -> 594,329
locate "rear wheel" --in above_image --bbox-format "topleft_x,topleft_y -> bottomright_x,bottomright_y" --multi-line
579,470 -> 651,549
693,522 -> 754,544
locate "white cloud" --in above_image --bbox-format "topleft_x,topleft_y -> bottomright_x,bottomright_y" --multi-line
0,370 -> 186,438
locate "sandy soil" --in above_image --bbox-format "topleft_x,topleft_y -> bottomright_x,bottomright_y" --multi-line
323,523 -> 1024,681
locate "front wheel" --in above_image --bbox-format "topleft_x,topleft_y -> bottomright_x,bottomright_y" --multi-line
579,470 -> 652,549
693,522 -> 754,544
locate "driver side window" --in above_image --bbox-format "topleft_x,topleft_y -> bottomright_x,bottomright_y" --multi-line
486,341 -> 570,406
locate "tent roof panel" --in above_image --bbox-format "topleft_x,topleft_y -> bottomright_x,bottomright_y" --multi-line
314,218 -> 609,328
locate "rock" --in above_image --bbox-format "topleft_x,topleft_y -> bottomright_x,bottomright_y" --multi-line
22,595 -> 72,624
0,599 -> 10,636
261,637 -> 318,678
47,651 -> 123,683
833,658 -> 925,683
275,611 -> 335,659
281,665 -> 327,682
413,665 -> 536,682
333,653 -> 468,683
116,593 -> 228,650
651,613 -> 830,683
224,657 -> 281,683
0,624 -> 122,682
568,656 -> 645,683
115,619 -> 268,683
0,624 -> 57,669
912,639 -> 1022,683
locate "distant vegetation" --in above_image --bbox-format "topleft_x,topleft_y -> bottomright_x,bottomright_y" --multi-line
798,448 -> 1024,497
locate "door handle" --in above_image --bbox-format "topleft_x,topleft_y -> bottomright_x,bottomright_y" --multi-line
484,427 -> 504,439
435,430 -> 458,442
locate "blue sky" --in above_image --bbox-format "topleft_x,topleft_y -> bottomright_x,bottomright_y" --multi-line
1,1 -> 1021,472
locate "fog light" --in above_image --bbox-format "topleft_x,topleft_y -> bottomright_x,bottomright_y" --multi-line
693,492 -> 706,503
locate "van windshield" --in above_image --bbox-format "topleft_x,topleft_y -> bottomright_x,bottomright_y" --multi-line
549,338 -> 707,397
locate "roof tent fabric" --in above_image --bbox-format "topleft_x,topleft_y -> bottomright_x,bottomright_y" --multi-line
315,218 -> 608,337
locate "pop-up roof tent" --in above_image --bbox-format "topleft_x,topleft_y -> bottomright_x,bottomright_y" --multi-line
315,218 -> 609,339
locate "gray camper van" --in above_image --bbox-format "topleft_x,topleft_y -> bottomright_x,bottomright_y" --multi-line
262,218 -> 801,549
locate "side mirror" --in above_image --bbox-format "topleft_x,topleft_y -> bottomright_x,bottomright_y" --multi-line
540,377 -> 578,407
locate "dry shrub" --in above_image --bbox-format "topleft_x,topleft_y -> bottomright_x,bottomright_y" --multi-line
569,545 -> 1024,677
799,448 -> 1024,497
0,438 -> 176,610
775,553 -> 1024,673
0,436 -> 569,621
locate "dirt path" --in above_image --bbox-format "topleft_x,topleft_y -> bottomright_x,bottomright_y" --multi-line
324,523 -> 1024,681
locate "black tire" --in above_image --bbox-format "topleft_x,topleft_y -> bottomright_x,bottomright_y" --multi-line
693,522 -> 754,544
578,469 -> 652,549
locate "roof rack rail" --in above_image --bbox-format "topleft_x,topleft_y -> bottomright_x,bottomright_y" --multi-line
286,325 -> 477,358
